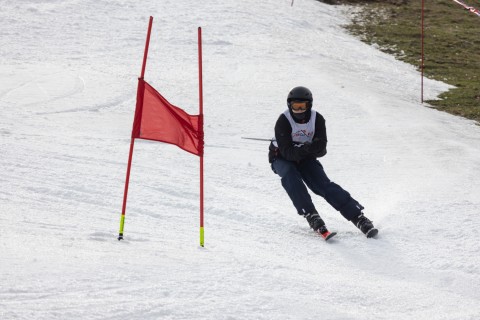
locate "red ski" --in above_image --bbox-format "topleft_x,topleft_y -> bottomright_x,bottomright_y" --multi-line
318,230 -> 337,241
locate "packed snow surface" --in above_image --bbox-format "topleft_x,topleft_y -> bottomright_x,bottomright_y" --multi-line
1,0 -> 480,319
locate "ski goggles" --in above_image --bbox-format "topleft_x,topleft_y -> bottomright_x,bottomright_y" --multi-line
290,101 -> 308,112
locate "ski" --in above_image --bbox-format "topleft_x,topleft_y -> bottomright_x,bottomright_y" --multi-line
318,230 -> 337,241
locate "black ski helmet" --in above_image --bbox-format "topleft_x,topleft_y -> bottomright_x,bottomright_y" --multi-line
287,86 -> 313,122
287,86 -> 313,109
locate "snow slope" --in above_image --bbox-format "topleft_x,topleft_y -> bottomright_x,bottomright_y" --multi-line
1,0 -> 480,319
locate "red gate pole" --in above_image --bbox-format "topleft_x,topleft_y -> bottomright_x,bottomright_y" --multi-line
198,27 -> 205,247
118,16 -> 154,240
421,0 -> 425,103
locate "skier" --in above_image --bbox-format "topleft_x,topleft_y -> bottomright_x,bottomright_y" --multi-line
269,86 -> 378,239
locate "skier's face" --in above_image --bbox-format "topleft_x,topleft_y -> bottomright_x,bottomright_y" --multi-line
290,101 -> 308,113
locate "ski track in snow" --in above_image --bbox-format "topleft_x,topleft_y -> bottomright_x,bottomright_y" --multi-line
1,0 -> 480,319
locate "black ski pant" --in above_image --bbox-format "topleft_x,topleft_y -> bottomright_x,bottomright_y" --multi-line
272,158 -> 363,220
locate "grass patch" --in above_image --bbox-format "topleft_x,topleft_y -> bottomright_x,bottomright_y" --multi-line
322,0 -> 480,122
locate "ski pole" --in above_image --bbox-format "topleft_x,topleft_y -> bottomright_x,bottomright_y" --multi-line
241,137 -> 276,142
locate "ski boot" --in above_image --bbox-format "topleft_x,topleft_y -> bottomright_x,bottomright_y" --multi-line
304,211 -> 336,241
352,213 -> 378,238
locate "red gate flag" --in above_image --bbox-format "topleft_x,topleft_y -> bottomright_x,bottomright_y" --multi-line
132,78 -> 203,156
118,17 -> 205,247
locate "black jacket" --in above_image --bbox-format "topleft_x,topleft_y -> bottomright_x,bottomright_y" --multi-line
269,111 -> 327,163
